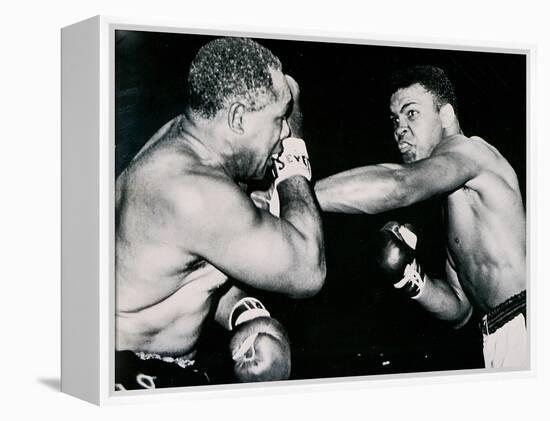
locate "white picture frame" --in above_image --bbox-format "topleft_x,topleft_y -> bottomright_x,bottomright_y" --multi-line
61,15 -> 533,405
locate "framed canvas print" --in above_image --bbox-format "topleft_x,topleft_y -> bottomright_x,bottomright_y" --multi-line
61,15 -> 531,405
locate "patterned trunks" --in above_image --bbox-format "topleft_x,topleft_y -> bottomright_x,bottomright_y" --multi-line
115,350 -> 210,390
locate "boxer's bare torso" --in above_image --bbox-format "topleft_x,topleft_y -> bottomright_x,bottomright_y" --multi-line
116,116 -> 230,357
116,70 -> 326,358
437,135 -> 526,314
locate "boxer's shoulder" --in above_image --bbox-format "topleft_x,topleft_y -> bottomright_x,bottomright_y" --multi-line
436,134 -> 498,160
174,168 -> 243,206
436,133 -> 481,154
433,134 -> 508,179
161,169 -> 254,239
439,134 -> 519,191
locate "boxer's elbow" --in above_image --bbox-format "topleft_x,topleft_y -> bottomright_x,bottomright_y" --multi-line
302,232 -> 327,297
287,247 -> 326,299
450,301 -> 473,330
384,168 -> 440,210
288,270 -> 325,299
303,254 -> 327,298
282,213 -> 326,298
388,172 -> 417,208
365,172 -> 414,213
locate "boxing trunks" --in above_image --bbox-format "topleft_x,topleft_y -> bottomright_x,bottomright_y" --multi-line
480,290 -> 527,369
115,350 -> 210,390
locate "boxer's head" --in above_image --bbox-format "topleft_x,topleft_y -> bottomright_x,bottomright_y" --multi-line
188,37 -> 291,179
188,37 -> 283,119
388,65 -> 459,162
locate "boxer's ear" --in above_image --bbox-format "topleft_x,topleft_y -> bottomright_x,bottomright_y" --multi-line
228,102 -> 245,134
439,103 -> 456,129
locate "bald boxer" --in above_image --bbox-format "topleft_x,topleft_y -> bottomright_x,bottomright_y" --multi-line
315,65 -> 526,369
115,37 -> 326,389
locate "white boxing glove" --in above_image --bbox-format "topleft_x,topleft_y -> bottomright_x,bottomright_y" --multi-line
228,297 -> 291,382
267,137 -> 311,217
271,137 -> 311,184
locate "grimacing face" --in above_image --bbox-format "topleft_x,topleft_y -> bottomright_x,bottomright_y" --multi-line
389,83 -> 445,163
243,69 -> 291,179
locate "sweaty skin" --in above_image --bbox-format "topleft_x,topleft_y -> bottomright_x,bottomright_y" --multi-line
315,83 -> 525,326
116,70 -> 325,357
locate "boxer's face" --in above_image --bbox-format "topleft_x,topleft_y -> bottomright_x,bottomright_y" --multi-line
243,69 -> 291,179
389,83 -> 444,163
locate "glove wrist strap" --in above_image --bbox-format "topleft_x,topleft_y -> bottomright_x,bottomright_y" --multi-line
393,260 -> 426,300
229,297 -> 270,330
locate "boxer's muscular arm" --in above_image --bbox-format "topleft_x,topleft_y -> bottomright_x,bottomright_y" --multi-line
175,175 -> 325,299
417,260 -> 473,328
315,136 -> 484,214
376,222 -> 472,328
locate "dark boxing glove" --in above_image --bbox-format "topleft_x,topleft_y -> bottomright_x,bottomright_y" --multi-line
374,221 -> 426,299
228,297 -> 291,382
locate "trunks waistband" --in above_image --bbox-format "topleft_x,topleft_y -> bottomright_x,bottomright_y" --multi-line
134,351 -> 195,369
480,290 -> 526,336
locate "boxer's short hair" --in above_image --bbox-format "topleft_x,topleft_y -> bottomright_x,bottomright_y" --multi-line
188,37 -> 283,119
389,65 -> 458,114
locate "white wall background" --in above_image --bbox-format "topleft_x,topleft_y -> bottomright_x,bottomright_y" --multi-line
1,0 -> 548,418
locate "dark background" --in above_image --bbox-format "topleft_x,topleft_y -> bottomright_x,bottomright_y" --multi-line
115,30 -> 526,383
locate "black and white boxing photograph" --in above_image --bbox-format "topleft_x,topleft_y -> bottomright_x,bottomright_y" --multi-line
114,30 -> 527,391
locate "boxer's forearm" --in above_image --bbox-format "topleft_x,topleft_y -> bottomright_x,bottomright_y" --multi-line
277,176 -> 326,296
315,165 -> 413,214
416,275 -> 473,329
